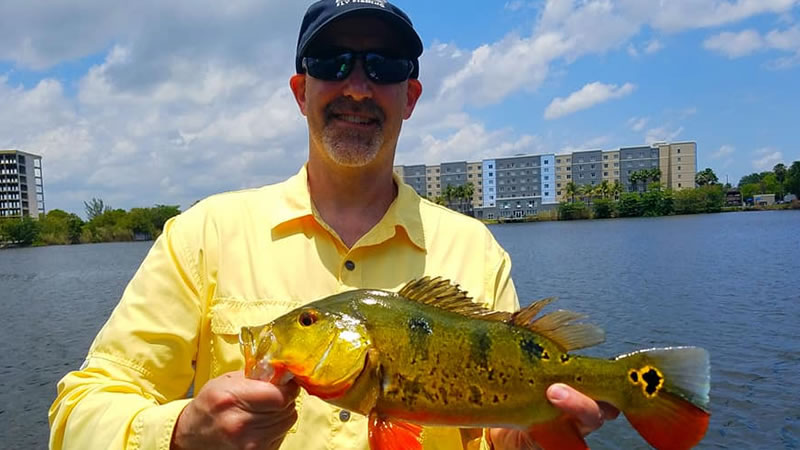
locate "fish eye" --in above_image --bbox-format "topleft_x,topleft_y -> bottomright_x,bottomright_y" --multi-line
298,310 -> 318,327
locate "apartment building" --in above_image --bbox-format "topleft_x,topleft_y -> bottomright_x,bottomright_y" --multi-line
394,141 -> 697,219
0,150 -> 44,218
657,142 -> 697,190
619,145 -> 661,192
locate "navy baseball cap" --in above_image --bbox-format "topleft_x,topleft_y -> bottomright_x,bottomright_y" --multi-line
296,0 -> 423,79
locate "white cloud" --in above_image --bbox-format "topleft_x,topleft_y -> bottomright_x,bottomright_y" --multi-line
704,26 -> 800,66
645,39 -> 664,54
711,145 -> 735,159
545,82 -> 636,119
645,125 -> 684,145
704,29 -> 765,57
628,116 -> 649,132
753,148 -> 784,170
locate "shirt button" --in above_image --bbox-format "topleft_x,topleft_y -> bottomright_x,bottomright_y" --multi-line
344,260 -> 356,271
339,410 -> 351,422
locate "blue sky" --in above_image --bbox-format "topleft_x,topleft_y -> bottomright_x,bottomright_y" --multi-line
1,0 -> 798,215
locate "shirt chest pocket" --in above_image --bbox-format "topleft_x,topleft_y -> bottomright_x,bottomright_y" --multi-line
209,298 -> 305,434
208,298 -> 301,378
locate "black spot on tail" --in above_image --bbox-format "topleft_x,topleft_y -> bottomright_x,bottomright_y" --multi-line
642,368 -> 662,395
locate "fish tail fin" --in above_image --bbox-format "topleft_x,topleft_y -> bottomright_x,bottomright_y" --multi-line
615,347 -> 711,450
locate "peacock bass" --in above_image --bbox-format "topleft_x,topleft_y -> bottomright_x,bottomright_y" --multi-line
239,277 -> 710,450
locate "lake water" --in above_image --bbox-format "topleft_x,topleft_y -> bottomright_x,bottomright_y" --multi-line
1,211 -> 798,449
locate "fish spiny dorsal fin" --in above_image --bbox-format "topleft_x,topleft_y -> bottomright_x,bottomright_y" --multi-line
398,277 -> 512,321
509,299 -> 605,352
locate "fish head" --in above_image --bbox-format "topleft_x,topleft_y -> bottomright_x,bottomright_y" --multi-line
240,305 -> 371,399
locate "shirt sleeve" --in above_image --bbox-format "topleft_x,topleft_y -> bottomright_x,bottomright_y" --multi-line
49,213 -> 204,450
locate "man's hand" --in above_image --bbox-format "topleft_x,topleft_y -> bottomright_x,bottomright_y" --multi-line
488,384 -> 620,450
171,371 -> 299,450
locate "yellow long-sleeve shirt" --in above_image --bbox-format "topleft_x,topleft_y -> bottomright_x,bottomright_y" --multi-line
49,165 -> 519,450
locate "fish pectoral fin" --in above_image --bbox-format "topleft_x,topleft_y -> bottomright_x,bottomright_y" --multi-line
368,411 -> 423,450
526,415 -> 588,450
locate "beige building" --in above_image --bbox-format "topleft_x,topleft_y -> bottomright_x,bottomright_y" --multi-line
657,142 -> 697,190
466,162 -> 483,207
0,150 -> 44,218
554,154 -> 573,202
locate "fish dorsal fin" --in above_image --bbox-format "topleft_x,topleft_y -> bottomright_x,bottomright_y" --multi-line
398,277 -> 511,321
511,300 -> 606,352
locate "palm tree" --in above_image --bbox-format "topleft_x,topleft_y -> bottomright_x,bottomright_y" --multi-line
612,180 -> 623,200
461,182 -> 475,215
565,182 -> 578,203
629,171 -> 640,192
597,180 -> 611,199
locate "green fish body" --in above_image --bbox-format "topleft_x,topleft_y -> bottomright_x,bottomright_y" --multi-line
240,277 -> 710,450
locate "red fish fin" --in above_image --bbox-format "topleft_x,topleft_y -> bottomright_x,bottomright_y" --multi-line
368,410 -> 423,450
526,415 -> 588,450
624,391 -> 710,450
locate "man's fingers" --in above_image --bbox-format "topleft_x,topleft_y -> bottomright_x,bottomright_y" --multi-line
546,383 -> 616,435
233,375 -> 300,413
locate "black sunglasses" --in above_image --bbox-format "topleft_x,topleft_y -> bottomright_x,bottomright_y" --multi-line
302,51 -> 414,84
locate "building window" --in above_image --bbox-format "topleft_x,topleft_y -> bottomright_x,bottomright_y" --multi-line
678,166 -> 681,170
544,160 -> 549,164
604,172 -> 608,177
677,149 -> 681,154
678,157 -> 682,162
678,183 -> 682,187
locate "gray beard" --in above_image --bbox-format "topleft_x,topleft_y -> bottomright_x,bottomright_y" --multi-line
321,125 -> 384,167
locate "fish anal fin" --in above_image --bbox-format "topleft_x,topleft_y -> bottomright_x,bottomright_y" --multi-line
368,411 -> 423,450
526,415 -> 588,450
397,277 -> 512,321
624,391 -> 710,450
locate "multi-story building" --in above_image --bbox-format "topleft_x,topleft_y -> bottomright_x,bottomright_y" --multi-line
619,145 -> 661,192
0,150 -> 44,218
394,141 -> 696,219
657,142 -> 697,190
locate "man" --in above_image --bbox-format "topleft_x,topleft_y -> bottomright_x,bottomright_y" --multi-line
49,1 -> 615,449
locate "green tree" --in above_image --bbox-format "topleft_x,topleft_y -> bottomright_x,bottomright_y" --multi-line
592,198 -> 616,219
786,161 -> 800,197
150,204 -> 181,233
0,216 -> 40,246
774,163 -> 787,184
628,171 -> 641,192
558,201 -> 590,220
611,180 -> 623,200
618,192 -> 643,217
37,209 -> 84,245
565,182 -> 578,203
695,168 -> 718,186
738,172 -> 769,187
83,198 -> 108,220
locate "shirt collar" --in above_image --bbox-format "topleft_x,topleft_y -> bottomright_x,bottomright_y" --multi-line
270,164 -> 426,252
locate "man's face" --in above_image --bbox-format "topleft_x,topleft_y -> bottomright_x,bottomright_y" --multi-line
291,17 -> 422,168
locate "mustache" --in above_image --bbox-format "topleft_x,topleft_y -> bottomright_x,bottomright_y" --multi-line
324,97 -> 385,122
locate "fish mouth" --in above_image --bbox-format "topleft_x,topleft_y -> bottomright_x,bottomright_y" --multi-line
239,324 -> 295,385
